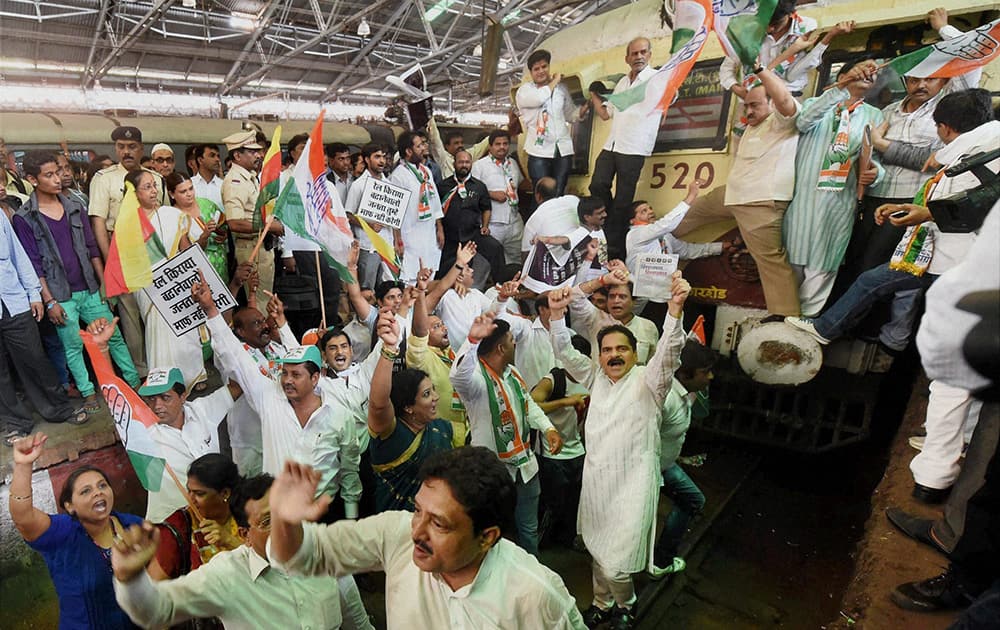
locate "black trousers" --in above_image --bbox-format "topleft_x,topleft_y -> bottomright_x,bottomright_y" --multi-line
0,307 -> 73,432
589,150 -> 646,260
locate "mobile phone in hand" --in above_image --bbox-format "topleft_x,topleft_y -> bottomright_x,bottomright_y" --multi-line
890,210 -> 909,219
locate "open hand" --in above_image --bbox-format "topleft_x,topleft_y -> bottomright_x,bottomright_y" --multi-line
468,311 -> 498,342
270,461 -> 332,526
111,521 -> 160,583
456,241 -> 477,267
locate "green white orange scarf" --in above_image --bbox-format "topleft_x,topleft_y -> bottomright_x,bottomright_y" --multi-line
889,172 -> 942,276
404,162 -> 436,221
817,99 -> 864,191
479,360 -> 531,467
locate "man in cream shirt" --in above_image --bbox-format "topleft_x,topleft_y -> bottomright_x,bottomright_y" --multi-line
267,447 -> 586,629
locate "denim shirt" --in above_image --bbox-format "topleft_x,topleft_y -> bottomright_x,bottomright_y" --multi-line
0,212 -> 41,317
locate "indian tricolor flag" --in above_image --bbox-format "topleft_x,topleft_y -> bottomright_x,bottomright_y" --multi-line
356,215 -> 401,279
81,330 -> 167,492
254,125 -> 282,231
712,0 -> 778,68
606,0 -> 712,116
104,182 -> 156,298
889,19 -> 1000,78
273,112 -> 355,283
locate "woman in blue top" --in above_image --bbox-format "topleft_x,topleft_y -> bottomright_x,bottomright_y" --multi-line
9,433 -> 142,629
368,308 -> 454,512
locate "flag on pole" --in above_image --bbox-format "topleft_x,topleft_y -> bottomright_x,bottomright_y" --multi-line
104,182 -> 160,298
356,216 -> 401,279
81,331 -> 167,492
254,125 -> 283,231
605,0 -> 713,115
712,0 -> 779,68
272,112 -> 355,283
888,19 -> 1000,78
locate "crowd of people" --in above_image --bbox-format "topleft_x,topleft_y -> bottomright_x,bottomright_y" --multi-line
2,3 -> 997,629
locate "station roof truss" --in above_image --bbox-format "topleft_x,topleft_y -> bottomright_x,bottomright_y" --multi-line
0,0 -> 630,114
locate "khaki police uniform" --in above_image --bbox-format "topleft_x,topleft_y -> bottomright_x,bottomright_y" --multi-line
223,161 -> 272,306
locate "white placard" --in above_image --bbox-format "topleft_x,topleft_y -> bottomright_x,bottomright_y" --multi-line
355,177 -> 412,230
143,245 -> 236,337
633,253 -> 678,302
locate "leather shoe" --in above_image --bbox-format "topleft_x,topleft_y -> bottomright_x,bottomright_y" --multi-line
581,605 -> 611,629
891,570 -> 976,612
608,606 -> 636,630
912,482 -> 950,505
885,507 -> 948,555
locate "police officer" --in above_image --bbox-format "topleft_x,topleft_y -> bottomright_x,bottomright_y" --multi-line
221,131 -> 280,306
88,126 -> 168,377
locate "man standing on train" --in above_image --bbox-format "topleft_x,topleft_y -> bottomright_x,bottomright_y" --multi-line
588,37 -> 662,262
88,126 -> 168,377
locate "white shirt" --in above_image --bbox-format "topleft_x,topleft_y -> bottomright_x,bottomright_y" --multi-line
718,13 -> 820,95
328,171 -> 354,205
434,288 -> 497,351
537,374 -> 587,461
207,315 -> 361,514
625,200 -> 722,273
498,311 -> 566,392
317,343 -> 382,452
659,379 -> 694,471
551,313 -> 685,572
191,172 -> 224,211
470,156 -> 523,224
145,387 -> 236,522
450,339 -> 555,481
521,195 -> 580,253
568,287 -> 660,364
388,161 -> 444,280
272,511 -> 586,630
603,66 -> 661,156
516,82 -> 581,158
115,545 -> 341,630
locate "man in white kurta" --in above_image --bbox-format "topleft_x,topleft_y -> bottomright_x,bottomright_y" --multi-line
388,131 -> 444,282
470,131 -> 524,266
547,269 -> 688,624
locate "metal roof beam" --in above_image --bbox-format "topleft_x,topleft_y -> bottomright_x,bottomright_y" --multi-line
220,0 -> 399,96
80,0 -> 112,88
88,0 -> 177,85
217,1 -> 284,94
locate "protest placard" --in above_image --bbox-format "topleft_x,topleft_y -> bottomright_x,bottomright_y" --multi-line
144,245 -> 236,337
355,177 -> 412,230
520,228 -> 594,293
633,253 -> 678,302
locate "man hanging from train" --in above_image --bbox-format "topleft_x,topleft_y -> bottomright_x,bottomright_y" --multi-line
88,126 -> 169,377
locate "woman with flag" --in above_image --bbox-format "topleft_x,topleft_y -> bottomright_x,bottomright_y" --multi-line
165,172 -> 229,282
125,169 -> 207,392
781,54 -> 884,317
9,432 -> 144,630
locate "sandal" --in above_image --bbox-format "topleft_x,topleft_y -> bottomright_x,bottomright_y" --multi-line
83,398 -> 102,415
65,408 -> 90,425
4,430 -> 28,447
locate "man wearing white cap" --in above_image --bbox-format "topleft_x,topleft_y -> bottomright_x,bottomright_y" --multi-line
222,130 -> 281,306
150,144 -> 176,179
86,317 -> 242,522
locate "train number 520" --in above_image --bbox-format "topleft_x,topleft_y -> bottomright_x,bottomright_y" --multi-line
650,161 -> 715,190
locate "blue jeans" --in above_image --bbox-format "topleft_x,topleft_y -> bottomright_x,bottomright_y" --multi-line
814,263 -> 935,351
653,464 -> 705,564
515,470 -> 542,556
527,152 -> 573,197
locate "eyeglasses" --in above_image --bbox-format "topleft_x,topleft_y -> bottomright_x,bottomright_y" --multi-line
137,183 -> 158,192
153,157 -> 174,163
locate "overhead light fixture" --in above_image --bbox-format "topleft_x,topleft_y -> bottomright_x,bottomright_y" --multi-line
229,11 -> 259,31
357,18 -> 371,37
425,0 -> 458,22
473,44 -> 483,57
182,0 -> 196,8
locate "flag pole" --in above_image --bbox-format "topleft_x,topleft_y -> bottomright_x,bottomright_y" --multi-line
163,461 -> 204,523
248,215 -> 275,263
315,250 -> 327,329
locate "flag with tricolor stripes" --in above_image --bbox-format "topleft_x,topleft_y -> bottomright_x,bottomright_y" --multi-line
253,125 -> 282,231
81,330 -> 167,492
104,181 -> 163,297
272,112 -> 355,284
712,0 -> 778,68
605,0 -> 713,116
356,216 -> 401,279
889,18 -> 1000,78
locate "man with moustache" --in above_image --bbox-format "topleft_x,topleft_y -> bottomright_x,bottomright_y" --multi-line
88,126 -> 168,376
437,149 -> 506,281
191,144 -> 224,210
149,144 -> 177,179
471,130 -> 525,267
588,37 -> 663,260
267,446 -> 586,629
346,143 -> 395,289
546,269 -> 690,630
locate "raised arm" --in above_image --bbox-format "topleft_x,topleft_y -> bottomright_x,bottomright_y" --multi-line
756,67 -> 798,118
426,241 -> 476,312
546,287 -> 597,387
368,309 -> 401,437
643,272 -> 690,403
449,312 -> 494,399
344,240 -> 374,322
9,434 -> 52,542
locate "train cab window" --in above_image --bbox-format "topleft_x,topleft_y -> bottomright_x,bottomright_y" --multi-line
566,81 -> 594,176
653,59 -> 731,152
818,57 -> 907,109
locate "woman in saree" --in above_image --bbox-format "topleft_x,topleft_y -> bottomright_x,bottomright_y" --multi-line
164,172 -> 228,282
